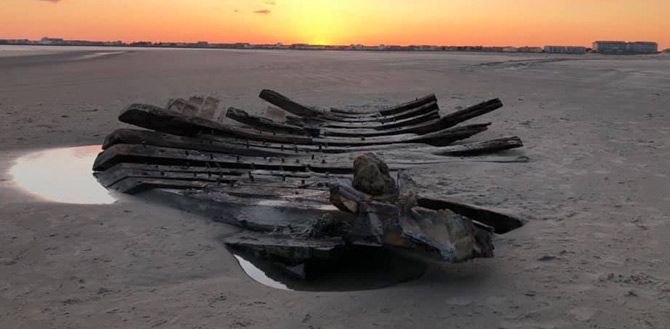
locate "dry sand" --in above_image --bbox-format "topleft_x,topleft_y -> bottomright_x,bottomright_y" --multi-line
1,46 -> 669,328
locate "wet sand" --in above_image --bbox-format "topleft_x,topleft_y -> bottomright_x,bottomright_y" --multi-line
1,46 -> 669,328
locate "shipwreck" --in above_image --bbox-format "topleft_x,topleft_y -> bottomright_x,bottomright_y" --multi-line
92,90 -> 526,274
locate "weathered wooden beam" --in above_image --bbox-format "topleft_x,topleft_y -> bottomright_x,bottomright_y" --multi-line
318,101 -> 438,123
259,89 -> 324,119
329,93 -> 437,116
120,103 -> 488,146
103,129 -> 294,157
96,162 -> 341,190
286,109 -> 440,130
225,107 -> 315,136
230,103 -> 444,137
93,143 -> 526,174
260,89 -> 440,123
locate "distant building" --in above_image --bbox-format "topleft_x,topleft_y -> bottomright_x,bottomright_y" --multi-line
502,47 -> 518,53
544,46 -> 587,54
626,41 -> 658,53
40,37 -> 65,45
518,47 -> 543,53
663,48 -> 670,53
593,41 -> 627,53
593,41 -> 658,54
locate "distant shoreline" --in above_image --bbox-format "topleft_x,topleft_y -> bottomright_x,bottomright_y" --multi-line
0,44 -> 664,58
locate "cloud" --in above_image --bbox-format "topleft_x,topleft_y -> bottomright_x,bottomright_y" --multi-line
254,9 -> 271,14
264,1 -> 276,5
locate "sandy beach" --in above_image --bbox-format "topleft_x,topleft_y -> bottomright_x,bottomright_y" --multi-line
1,46 -> 669,328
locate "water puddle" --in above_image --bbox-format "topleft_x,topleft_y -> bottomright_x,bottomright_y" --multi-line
9,145 -> 116,204
230,246 -> 427,292
75,51 -> 125,61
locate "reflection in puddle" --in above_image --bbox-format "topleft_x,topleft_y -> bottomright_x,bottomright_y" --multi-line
9,145 -> 116,204
233,255 -> 290,290
230,247 -> 427,292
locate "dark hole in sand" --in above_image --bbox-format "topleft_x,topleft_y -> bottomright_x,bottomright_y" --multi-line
227,245 -> 428,292
9,145 -> 115,204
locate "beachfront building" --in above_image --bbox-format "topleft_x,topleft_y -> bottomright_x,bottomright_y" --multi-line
40,37 -> 65,45
518,47 -> 543,53
593,41 -> 658,54
544,46 -> 587,54
592,41 -> 628,53
626,42 -> 658,53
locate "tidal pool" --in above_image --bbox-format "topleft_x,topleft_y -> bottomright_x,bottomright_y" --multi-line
9,145 -> 116,204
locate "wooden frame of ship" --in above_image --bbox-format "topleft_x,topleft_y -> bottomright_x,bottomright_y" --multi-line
93,90 -> 526,267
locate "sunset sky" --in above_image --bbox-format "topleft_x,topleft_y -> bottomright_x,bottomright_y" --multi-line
1,0 -> 668,48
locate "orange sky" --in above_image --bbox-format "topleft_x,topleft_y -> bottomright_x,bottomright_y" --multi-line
0,0 -> 668,48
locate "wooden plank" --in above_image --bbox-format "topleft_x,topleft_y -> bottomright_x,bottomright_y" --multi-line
259,89 -> 324,119
260,89 -> 439,123
225,107 -> 315,136
120,103 -> 488,146
104,129 -> 524,162
119,103 -> 312,144
317,101 -> 438,123
287,109 -> 440,130
230,104 -> 445,137
96,162 -> 341,189
106,176 -> 211,194
103,128 -> 295,157
93,143 -> 527,174
329,93 -> 437,116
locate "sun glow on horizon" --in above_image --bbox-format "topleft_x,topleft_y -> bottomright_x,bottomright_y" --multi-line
0,0 -> 668,48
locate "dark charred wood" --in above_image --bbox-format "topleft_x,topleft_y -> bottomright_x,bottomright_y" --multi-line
225,107 -> 315,136
329,94 -> 437,116
120,103 -> 488,146
103,129 -> 523,161
96,162 -> 342,190
260,89 -> 440,123
286,110 -> 440,130
93,143 -> 525,176
318,101 -> 438,123
103,129 -> 294,157
259,89 -> 324,118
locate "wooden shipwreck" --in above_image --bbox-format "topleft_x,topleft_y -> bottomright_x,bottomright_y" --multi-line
93,90 -> 526,268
